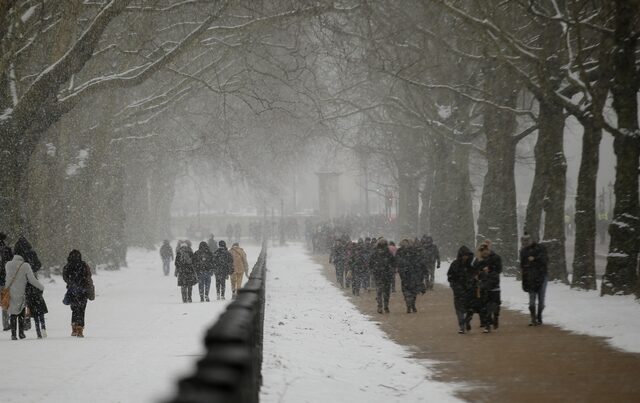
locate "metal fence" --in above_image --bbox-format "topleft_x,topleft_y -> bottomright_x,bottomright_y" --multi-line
165,242 -> 267,403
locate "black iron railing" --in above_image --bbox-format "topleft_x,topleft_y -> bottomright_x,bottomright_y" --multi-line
165,242 -> 267,403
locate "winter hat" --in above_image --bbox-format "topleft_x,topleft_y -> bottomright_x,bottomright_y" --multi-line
0,232 -> 7,242
521,233 -> 532,244
219,240 -> 227,248
68,249 -> 82,263
13,236 -> 32,258
232,242 -> 239,247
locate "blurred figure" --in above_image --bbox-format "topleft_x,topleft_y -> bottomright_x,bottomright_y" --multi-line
230,243 -> 249,298
194,242 -> 214,302
520,233 -> 549,326
370,239 -> 395,314
207,234 -> 216,251
447,246 -> 474,333
388,241 -> 398,292
329,239 -> 347,288
226,224 -> 234,245
472,243 -> 501,333
159,240 -> 174,276
419,236 -> 440,291
4,240 -> 44,340
213,240 -> 233,300
175,241 -> 196,303
63,250 -> 93,338
396,239 -> 421,313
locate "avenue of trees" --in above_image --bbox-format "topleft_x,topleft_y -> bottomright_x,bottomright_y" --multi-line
1,1 -> 638,296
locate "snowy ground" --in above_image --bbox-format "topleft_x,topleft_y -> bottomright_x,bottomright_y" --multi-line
1,244 -> 259,403
261,243 -> 462,403
434,264 -> 640,354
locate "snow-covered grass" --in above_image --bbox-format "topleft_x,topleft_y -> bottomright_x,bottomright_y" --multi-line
261,243 -> 462,403
434,265 -> 640,354
1,244 -> 259,403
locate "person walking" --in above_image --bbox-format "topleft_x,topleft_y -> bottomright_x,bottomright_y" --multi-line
520,233 -> 549,326
479,240 -> 502,330
175,243 -> 197,303
396,239 -> 421,313
229,243 -> 249,298
0,233 -> 14,331
3,242 -> 45,340
472,243 -> 501,333
160,240 -> 174,276
329,239 -> 347,288
419,236 -> 441,291
207,234 -> 216,251
388,241 -> 398,293
213,240 -> 233,300
62,250 -> 94,337
369,238 -> 395,314
447,246 -> 474,333
226,224 -> 234,245
13,237 -> 42,332
194,242 -> 215,302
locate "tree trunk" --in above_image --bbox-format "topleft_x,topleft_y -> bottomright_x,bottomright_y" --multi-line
540,102 -> 569,283
601,0 -> 640,295
476,65 -> 519,271
571,123 -> 602,290
429,137 -> 475,259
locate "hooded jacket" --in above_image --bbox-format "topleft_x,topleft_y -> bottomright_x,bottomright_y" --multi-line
447,246 -> 474,295
194,242 -> 215,276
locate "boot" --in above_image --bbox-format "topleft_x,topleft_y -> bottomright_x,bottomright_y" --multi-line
537,306 -> 544,325
377,306 -> 383,314
77,326 -> 84,338
10,316 -> 17,340
412,303 -> 417,313
493,315 -> 499,330
384,306 -> 390,314
528,305 -> 537,326
18,317 -> 25,339
71,323 -> 78,337
406,305 -> 411,314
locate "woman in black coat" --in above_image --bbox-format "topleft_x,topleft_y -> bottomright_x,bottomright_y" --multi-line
396,240 -> 422,314
447,245 -> 474,333
193,242 -> 214,302
175,244 -> 197,303
63,250 -> 93,337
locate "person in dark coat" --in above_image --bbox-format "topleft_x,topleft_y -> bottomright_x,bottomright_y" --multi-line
329,239 -> 347,288
396,240 -> 422,313
212,240 -> 233,300
419,236 -> 441,291
159,240 -> 174,276
520,233 -> 549,326
481,240 -> 502,329
472,243 -> 501,333
369,239 -> 395,314
447,245 -> 474,333
15,236 -> 42,334
62,250 -> 93,337
175,243 -> 197,303
0,233 -> 14,331
349,239 -> 368,296
194,241 -> 215,302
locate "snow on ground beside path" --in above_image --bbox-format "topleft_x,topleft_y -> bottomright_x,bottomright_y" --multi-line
1,244 -> 259,403
261,243 -> 462,403
434,264 -> 640,353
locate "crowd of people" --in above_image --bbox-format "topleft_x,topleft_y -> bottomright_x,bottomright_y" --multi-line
161,235 -> 249,303
0,233 -> 95,340
327,230 -> 549,334
329,235 -> 440,314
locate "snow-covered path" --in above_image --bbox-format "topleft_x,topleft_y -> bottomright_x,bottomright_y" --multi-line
2,245 -> 259,403
260,244 -> 461,403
